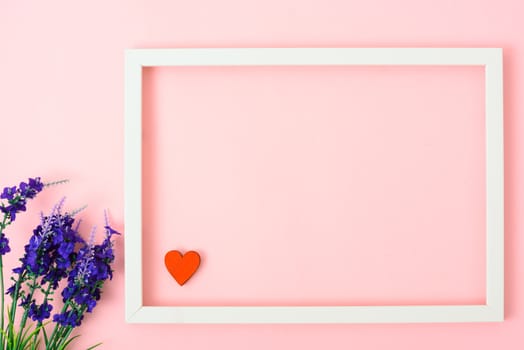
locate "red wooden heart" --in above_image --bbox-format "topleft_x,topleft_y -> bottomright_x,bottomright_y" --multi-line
164,250 -> 201,286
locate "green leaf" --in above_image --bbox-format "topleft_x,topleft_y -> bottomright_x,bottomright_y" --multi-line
86,342 -> 103,350
57,334 -> 81,350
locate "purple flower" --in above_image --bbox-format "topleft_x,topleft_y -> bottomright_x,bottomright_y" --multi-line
7,199 -> 86,326
0,177 -> 44,225
0,186 -> 16,200
0,202 -> 26,222
19,178 -> 44,199
54,217 -> 119,328
15,203 -> 82,287
28,301 -> 53,322
0,177 -> 44,255
19,294 -> 31,307
0,234 -> 10,255
53,310 -> 83,328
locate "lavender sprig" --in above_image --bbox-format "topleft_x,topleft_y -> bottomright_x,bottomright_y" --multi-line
45,215 -> 119,350
0,177 -> 44,255
6,199 -> 84,350
0,177 -> 46,350
10,198 -> 83,292
53,217 -> 119,328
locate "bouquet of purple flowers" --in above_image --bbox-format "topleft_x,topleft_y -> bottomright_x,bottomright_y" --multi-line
0,177 -> 119,350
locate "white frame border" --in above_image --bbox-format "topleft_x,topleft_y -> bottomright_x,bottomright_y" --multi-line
124,48 -> 504,323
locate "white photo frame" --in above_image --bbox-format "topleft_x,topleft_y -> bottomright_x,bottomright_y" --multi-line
124,48 -> 504,324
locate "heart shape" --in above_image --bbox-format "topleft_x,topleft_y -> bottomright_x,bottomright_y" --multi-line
164,250 -> 201,286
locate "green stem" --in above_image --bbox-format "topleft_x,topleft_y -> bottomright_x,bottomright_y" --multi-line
0,255 -> 4,350
54,326 -> 74,350
48,303 -> 88,350
9,270 -> 27,327
0,212 -> 10,350
41,322 -> 49,348
15,275 -> 39,348
47,301 -> 71,349
31,283 -> 53,348
51,304 -> 86,350
5,269 -> 28,350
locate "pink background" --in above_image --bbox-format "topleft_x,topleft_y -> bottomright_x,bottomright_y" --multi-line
142,65 -> 486,307
0,1 -> 521,349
